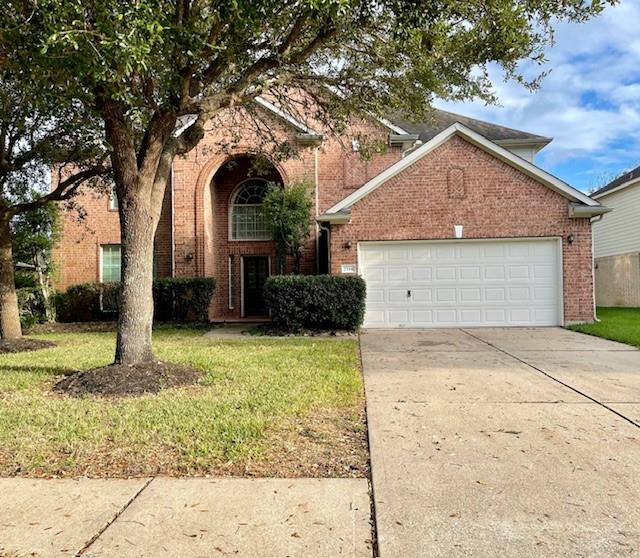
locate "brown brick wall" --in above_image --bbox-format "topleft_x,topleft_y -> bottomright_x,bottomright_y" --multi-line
53,184 -> 173,289
329,135 -> 595,323
53,114 -> 595,323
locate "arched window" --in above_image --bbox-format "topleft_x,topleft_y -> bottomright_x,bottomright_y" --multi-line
230,179 -> 271,240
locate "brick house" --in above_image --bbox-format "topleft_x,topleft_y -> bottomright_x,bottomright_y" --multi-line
54,101 -> 608,326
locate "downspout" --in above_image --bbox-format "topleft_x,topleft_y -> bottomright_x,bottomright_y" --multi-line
170,163 -> 176,278
318,222 -> 331,275
314,146 -> 320,274
402,139 -> 422,158
590,214 -> 604,322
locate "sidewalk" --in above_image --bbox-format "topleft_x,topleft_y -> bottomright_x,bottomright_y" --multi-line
0,477 -> 372,557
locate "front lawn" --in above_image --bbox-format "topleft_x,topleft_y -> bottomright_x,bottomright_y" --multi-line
568,307 -> 640,348
0,328 -> 366,478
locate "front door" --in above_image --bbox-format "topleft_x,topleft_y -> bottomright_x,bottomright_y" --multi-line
243,256 -> 270,316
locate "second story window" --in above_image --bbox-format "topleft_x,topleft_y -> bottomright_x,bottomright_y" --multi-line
109,187 -> 119,211
230,179 -> 271,240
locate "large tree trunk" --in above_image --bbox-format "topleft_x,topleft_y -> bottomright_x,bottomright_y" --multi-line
0,215 -> 22,340
114,194 -> 158,364
100,97 -> 179,366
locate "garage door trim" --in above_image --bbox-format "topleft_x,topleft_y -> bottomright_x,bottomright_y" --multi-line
357,237 -> 564,328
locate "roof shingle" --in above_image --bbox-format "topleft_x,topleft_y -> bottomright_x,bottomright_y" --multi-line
591,164 -> 640,197
388,109 -> 551,144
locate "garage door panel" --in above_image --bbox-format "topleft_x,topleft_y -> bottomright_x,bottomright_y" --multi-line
459,266 -> 481,280
411,289 -> 432,303
410,267 -> 432,281
435,266 -> 456,280
484,266 -> 506,280
387,267 -> 408,281
359,239 -> 560,328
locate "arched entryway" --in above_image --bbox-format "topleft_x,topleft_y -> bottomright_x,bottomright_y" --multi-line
203,154 -> 284,320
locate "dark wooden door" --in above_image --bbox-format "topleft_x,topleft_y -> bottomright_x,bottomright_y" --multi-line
243,256 -> 269,316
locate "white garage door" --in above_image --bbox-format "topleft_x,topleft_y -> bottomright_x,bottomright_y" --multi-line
359,239 -> 562,328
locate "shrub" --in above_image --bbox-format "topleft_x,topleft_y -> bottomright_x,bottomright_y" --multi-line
153,277 -> 216,322
15,271 -> 37,289
264,274 -> 366,332
56,278 -> 216,323
55,283 -> 103,322
17,287 -> 48,329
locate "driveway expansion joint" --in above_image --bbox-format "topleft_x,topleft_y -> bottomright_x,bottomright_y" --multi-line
75,476 -> 155,556
459,328 -> 640,429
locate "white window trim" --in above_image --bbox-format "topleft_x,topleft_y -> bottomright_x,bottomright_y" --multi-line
228,178 -> 272,241
108,188 -> 118,211
228,255 -> 235,310
99,244 -> 122,283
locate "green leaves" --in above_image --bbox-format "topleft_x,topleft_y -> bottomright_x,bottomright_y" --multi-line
262,179 -> 313,274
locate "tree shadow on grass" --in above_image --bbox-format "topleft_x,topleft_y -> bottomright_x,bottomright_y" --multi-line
0,364 -> 76,377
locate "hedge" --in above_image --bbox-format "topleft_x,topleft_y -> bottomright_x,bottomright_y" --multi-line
264,274 -> 366,332
56,277 -> 215,323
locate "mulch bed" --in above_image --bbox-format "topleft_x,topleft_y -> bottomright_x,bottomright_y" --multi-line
0,338 -> 56,354
53,361 -> 203,397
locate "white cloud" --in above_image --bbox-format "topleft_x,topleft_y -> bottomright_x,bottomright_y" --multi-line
434,1 -> 640,189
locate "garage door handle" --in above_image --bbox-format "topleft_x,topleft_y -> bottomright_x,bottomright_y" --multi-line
407,290 -> 411,298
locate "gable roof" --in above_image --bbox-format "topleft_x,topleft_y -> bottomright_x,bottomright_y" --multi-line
322,122 -> 604,217
387,109 -> 552,146
591,164 -> 640,199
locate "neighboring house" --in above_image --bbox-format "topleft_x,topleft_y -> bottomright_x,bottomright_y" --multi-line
54,100 -> 608,327
592,166 -> 640,307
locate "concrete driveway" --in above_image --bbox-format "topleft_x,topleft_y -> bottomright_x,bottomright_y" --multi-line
361,327 -> 640,558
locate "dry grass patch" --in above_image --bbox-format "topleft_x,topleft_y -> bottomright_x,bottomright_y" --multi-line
0,328 -> 366,478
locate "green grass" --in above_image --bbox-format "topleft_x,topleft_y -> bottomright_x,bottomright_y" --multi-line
568,307 -> 640,347
0,328 -> 363,477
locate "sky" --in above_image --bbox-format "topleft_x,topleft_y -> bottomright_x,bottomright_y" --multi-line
434,1 -> 640,194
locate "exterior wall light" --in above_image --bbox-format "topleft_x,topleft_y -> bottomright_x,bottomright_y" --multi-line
567,234 -> 575,245
344,240 -> 353,249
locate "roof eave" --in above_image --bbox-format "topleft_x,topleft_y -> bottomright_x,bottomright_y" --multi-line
317,212 -> 351,224
324,122 -> 599,216
592,177 -> 640,200
494,137 -> 552,151
569,203 -> 611,218
389,133 -> 420,146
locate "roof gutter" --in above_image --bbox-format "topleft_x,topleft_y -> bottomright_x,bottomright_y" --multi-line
389,133 -> 420,147
569,203 -> 611,218
316,212 -> 351,224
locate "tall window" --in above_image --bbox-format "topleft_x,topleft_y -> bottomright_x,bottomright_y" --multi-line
101,245 -> 122,282
108,186 -> 119,210
230,179 -> 271,240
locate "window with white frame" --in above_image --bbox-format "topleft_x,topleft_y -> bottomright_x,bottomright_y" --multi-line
101,244 -> 122,282
230,179 -> 271,240
108,186 -> 119,210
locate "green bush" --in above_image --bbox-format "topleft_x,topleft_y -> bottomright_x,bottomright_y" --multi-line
15,271 -> 37,289
17,287 -> 48,329
153,277 -> 216,322
56,278 -> 215,323
264,274 -> 366,332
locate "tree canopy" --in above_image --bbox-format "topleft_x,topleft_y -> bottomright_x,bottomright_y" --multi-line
1,0 -> 614,361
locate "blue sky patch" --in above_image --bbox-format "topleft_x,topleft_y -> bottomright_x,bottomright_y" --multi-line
435,1 -> 640,193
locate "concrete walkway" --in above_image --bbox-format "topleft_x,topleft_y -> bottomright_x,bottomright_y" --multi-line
362,327 -> 640,558
1,477 -> 371,557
